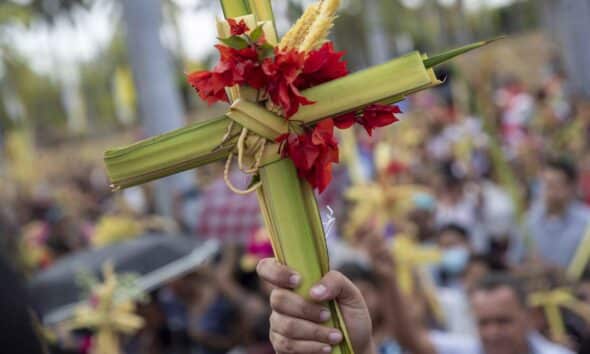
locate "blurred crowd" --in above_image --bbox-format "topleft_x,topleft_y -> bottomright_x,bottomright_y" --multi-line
2,57 -> 590,354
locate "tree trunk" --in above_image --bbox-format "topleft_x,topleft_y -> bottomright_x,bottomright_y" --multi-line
121,0 -> 193,216
364,0 -> 391,65
453,0 -> 471,44
546,0 -> 590,98
559,0 -> 590,97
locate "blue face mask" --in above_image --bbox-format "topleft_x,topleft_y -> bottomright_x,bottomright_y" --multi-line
441,247 -> 470,275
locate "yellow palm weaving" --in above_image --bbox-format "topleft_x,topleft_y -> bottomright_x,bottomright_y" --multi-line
529,288 -> 590,342
68,264 -> 144,354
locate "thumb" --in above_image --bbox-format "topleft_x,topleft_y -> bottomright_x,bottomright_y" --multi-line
309,271 -> 366,309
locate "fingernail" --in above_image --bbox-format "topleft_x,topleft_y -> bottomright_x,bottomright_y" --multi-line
322,346 -> 332,353
311,284 -> 327,298
289,274 -> 301,286
319,308 -> 331,321
329,331 -> 342,344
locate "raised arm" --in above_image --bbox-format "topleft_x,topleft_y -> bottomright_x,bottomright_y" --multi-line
363,229 -> 437,354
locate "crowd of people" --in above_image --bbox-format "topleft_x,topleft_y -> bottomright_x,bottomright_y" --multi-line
2,57 -> 590,354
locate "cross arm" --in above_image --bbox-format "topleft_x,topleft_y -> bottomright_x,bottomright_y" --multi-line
105,41 -> 491,189
105,115 -> 235,189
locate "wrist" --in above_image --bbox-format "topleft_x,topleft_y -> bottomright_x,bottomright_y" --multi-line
361,340 -> 378,354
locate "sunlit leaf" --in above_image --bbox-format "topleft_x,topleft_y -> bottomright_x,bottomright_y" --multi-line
218,36 -> 250,50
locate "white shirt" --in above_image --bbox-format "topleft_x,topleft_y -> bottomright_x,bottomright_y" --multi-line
430,331 -> 574,354
437,287 -> 477,337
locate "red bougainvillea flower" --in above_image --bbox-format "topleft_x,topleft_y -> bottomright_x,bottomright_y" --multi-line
187,71 -> 229,104
215,45 -> 266,89
228,18 -> 249,36
333,104 -> 401,134
333,111 -> 357,129
309,119 -> 340,192
277,119 -> 339,192
359,104 -> 402,136
263,49 -> 314,118
187,44 -> 267,104
296,42 -> 348,89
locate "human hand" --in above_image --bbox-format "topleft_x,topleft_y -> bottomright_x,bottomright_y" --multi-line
359,224 -> 396,281
257,258 -> 375,354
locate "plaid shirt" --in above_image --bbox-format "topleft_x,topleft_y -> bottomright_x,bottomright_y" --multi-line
195,167 -> 348,244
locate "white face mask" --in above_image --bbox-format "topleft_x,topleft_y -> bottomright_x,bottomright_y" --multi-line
440,247 -> 470,275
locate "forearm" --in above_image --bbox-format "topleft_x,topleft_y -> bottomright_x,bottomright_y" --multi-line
381,273 -> 435,354
216,275 -> 251,305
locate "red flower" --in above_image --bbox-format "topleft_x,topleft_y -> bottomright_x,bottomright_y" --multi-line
187,71 -> 229,104
228,18 -> 249,36
333,111 -> 357,129
277,119 -> 339,192
215,45 -> 266,89
333,104 -> 401,134
187,44 -> 267,104
263,49 -> 315,118
296,42 -> 348,90
358,104 -> 402,136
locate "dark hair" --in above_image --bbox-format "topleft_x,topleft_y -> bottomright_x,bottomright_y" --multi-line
440,160 -> 467,187
338,262 -> 378,288
545,157 -> 578,183
466,253 -> 508,274
472,273 -> 527,307
438,223 -> 470,242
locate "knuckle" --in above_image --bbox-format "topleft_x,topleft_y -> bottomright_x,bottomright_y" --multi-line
281,317 -> 297,333
269,311 -> 280,329
276,336 -> 295,352
270,312 -> 296,335
270,289 -> 287,309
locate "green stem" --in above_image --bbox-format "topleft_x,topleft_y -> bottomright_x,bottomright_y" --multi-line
220,0 -> 251,18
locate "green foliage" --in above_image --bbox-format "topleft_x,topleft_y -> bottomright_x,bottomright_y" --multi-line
249,24 -> 265,42
16,0 -> 88,22
0,2 -> 34,25
217,36 -> 250,50
0,47 -> 67,132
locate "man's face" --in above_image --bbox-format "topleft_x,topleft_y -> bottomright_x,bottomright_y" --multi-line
543,168 -> 572,212
471,287 -> 529,354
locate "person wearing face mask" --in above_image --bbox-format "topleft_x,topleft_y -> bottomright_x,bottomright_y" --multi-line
435,223 -> 479,337
436,223 -> 472,287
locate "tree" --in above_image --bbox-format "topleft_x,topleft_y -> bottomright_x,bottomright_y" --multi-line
120,0 -> 193,216
5,0 -> 195,215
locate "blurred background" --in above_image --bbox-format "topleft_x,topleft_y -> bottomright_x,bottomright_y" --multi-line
1,0 -> 590,353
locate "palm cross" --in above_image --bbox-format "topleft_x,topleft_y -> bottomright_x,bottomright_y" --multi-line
67,263 -> 144,354
104,1 -> 493,352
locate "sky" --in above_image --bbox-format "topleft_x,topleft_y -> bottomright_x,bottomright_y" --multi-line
0,0 -> 517,79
